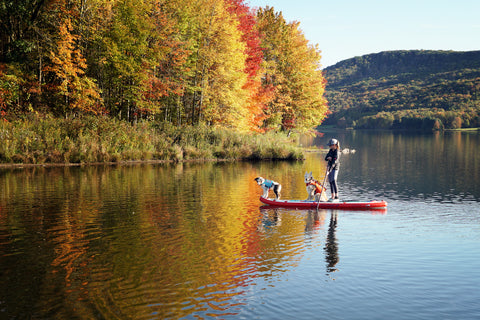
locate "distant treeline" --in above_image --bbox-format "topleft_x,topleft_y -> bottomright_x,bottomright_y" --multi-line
323,50 -> 480,130
0,0 -> 327,133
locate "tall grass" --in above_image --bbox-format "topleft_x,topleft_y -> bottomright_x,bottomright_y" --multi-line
0,115 -> 303,164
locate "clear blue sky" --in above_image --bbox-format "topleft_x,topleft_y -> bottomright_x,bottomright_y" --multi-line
247,0 -> 480,68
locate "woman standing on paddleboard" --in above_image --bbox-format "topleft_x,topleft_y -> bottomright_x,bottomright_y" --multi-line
325,138 -> 340,202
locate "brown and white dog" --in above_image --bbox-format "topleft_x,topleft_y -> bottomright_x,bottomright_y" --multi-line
304,172 -> 328,202
254,177 -> 282,200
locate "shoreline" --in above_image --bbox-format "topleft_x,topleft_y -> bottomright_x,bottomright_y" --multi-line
0,116 -> 304,167
0,157 -> 303,170
319,126 -> 480,132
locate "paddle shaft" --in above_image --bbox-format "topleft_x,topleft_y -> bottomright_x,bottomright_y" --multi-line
317,166 -> 329,210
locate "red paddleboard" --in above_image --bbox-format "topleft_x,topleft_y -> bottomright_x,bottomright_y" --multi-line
259,197 -> 387,210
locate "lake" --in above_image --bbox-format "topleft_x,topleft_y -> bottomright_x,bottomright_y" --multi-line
1,130 -> 479,319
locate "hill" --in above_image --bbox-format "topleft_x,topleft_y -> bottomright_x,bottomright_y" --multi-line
323,50 -> 480,130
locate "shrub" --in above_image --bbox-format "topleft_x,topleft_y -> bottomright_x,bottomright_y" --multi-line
0,115 -> 304,164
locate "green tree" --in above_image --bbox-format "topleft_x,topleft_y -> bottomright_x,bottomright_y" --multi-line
94,0 -> 155,120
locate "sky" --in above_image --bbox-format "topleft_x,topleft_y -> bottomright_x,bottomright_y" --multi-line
246,0 -> 480,68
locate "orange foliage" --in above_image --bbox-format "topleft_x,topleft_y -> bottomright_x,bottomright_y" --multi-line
43,2 -> 101,114
226,0 -> 274,131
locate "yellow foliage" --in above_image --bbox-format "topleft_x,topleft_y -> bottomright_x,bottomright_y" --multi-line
188,0 -> 249,131
44,16 -> 102,114
257,7 -> 328,132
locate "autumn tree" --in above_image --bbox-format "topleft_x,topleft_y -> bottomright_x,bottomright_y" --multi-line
142,1 -> 190,122
165,0 -> 249,129
42,4 -> 101,115
0,0 -> 328,133
0,0 -> 103,116
87,0 -> 155,120
225,0 -> 273,131
256,6 -> 327,133
197,0 -> 249,129
83,0 -> 194,122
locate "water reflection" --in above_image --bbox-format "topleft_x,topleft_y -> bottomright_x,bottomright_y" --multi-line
325,211 -> 339,274
1,130 -> 479,319
0,163 -> 341,319
304,209 -> 326,235
261,207 -> 340,276
303,209 -> 340,275
259,207 -> 282,231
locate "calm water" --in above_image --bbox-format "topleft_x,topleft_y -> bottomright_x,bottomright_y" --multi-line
1,130 -> 479,319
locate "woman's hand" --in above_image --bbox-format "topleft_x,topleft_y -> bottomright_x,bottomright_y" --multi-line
327,156 -> 332,161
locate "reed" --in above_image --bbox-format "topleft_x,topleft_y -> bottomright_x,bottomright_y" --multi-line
0,115 -> 304,164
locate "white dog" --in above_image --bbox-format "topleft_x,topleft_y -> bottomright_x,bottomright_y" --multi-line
304,172 -> 328,202
254,177 -> 282,200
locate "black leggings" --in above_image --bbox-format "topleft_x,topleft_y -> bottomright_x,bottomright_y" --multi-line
330,180 -> 338,194
328,169 -> 339,195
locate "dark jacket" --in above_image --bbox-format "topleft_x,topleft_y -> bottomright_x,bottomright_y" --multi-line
325,149 -> 340,170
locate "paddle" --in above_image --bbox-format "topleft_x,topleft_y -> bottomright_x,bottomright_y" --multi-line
317,167 -> 329,210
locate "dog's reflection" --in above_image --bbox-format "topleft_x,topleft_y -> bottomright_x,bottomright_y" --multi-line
259,207 -> 282,232
305,209 -> 326,233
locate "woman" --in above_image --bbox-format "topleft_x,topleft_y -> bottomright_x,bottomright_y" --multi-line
325,138 -> 340,201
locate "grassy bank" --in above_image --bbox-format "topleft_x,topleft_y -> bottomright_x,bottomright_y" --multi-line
0,115 -> 303,164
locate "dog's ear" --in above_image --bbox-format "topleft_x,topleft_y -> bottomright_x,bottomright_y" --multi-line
305,171 -> 312,180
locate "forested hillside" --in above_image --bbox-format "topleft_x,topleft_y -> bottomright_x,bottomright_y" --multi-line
323,50 -> 480,130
